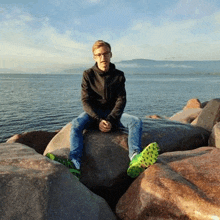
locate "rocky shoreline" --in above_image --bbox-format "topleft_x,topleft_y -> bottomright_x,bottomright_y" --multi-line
1,98 -> 220,219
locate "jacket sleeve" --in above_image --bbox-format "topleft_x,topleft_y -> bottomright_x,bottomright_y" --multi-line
81,71 -> 100,122
106,74 -> 126,125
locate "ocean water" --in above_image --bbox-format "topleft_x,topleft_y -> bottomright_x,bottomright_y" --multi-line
1,71 -> 220,143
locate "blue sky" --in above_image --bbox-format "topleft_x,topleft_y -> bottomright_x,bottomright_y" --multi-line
1,0 -> 220,72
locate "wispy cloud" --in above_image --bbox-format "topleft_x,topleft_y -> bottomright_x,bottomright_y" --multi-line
112,8 -> 220,61
166,0 -> 217,19
1,0 -> 220,72
0,7 -> 92,70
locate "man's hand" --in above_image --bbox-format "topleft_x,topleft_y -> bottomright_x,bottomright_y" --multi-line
99,120 -> 112,132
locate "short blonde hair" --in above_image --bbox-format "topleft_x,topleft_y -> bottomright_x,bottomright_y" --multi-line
92,40 -> 111,54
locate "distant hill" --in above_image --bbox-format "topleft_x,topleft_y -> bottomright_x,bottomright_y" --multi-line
63,65 -> 91,74
115,59 -> 220,75
116,59 -> 155,65
1,59 -> 220,75
0,68 -> 20,74
63,59 -> 220,75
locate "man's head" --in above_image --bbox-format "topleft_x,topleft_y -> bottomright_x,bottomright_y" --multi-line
93,40 -> 112,72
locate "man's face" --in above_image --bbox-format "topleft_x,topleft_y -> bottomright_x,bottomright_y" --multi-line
93,46 -> 112,72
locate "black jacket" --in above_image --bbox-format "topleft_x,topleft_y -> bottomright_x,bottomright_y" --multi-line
81,63 -> 126,126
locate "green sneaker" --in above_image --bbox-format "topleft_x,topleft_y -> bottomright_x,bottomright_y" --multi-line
46,153 -> 81,179
127,142 -> 159,178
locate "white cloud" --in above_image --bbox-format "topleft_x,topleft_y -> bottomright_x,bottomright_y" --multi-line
1,2 -> 220,73
0,7 -> 92,70
215,11 -> 220,24
166,0 -> 217,19
112,10 -> 220,61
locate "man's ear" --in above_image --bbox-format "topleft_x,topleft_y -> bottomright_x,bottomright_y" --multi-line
110,52 -> 112,58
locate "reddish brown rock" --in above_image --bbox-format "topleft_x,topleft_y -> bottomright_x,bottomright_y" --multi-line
183,98 -> 201,110
0,143 -> 116,220
192,98 -> 220,132
7,130 -> 58,154
209,122 -> 220,148
116,147 -> 220,220
169,108 -> 202,124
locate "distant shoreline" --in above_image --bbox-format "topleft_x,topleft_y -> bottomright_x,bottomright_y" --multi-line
1,59 -> 220,74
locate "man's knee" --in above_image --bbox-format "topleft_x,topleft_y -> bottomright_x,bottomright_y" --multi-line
123,113 -> 142,127
71,112 -> 91,131
131,116 -> 142,127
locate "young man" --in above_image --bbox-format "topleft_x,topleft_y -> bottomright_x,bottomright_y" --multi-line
47,40 -> 159,178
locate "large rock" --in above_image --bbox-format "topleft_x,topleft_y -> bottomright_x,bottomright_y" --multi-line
44,123 -> 72,157
183,98 -> 201,110
0,143 -> 116,220
169,108 -> 202,124
43,119 -> 210,209
116,147 -> 220,220
209,122 -> 220,148
192,98 -> 220,132
44,123 -> 132,209
6,131 -> 58,154
141,119 -> 210,153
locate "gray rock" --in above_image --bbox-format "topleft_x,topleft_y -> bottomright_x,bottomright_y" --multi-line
169,108 -> 202,124
141,118 -> 210,153
43,123 -> 72,157
192,98 -> 220,132
0,143 -> 116,220
209,122 -> 220,148
44,123 -> 132,209
43,119 -> 210,209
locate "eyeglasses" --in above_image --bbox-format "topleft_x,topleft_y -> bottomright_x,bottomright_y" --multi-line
94,51 -> 111,58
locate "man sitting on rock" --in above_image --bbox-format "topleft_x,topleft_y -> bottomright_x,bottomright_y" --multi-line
47,40 -> 159,179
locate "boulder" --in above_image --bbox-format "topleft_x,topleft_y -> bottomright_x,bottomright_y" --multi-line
201,101 -> 209,108
169,108 -> 202,124
209,122 -> 220,148
44,123 -> 72,157
43,119 -> 210,209
44,123 -> 132,209
141,119 -> 210,153
116,147 -> 220,220
192,98 -> 220,132
183,98 -> 201,110
7,131 -> 58,155
0,143 -> 116,220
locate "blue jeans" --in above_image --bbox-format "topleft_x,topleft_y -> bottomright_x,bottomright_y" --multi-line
70,111 -> 143,169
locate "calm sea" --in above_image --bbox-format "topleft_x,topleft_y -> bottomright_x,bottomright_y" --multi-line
1,71 -> 220,143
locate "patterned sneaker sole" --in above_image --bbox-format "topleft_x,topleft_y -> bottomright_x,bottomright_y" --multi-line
46,153 -> 81,179
127,142 -> 159,178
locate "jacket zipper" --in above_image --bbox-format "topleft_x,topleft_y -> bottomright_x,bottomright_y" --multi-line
104,76 -> 107,100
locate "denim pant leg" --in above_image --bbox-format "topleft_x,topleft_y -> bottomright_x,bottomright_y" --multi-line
70,112 -> 93,169
120,113 -> 143,160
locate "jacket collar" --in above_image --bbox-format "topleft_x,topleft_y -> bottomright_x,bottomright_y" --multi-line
92,63 -> 115,76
